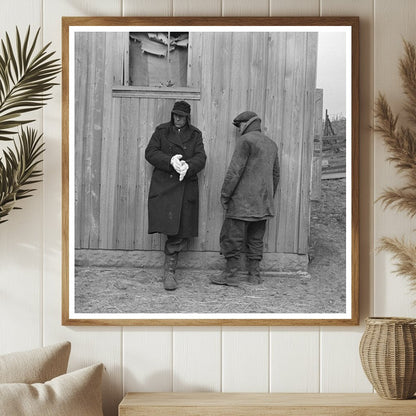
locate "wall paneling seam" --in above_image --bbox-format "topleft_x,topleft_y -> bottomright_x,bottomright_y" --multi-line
372,0 -> 376,327
319,0 -> 325,348
171,327 -> 174,391
220,327 -> 223,391
268,327 -> 271,392
41,0 -> 45,349
121,329 -> 125,395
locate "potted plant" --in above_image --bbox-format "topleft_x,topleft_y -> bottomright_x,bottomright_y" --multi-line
359,40 -> 416,400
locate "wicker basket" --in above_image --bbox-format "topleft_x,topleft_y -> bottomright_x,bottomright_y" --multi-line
359,317 -> 416,399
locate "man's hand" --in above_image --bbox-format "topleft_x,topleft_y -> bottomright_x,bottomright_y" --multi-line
178,162 -> 189,181
170,154 -> 183,173
221,196 -> 229,210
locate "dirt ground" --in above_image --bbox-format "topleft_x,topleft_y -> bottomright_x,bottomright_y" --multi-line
75,179 -> 346,315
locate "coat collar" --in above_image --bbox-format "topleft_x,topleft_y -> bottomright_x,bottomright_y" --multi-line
240,116 -> 261,135
167,124 -> 193,148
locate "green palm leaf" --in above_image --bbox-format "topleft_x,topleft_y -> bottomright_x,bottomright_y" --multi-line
0,127 -> 45,223
0,26 -> 61,141
0,26 -> 59,224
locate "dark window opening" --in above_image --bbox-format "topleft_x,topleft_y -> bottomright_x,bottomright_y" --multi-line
129,32 -> 189,87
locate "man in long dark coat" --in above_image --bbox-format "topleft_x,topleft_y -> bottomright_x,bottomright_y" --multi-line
210,111 -> 280,287
145,101 -> 206,290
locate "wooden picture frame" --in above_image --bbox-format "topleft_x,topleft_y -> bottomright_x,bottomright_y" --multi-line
62,16 -> 359,326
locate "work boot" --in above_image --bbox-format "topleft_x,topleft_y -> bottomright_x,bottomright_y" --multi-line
210,258 -> 240,287
163,253 -> 178,291
247,259 -> 263,284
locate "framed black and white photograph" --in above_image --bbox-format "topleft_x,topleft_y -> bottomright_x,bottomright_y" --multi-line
62,16 -> 359,326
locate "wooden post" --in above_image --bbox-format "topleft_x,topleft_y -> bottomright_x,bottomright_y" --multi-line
310,89 -> 323,201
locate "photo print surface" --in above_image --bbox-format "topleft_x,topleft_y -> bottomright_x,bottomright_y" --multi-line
62,17 -> 359,325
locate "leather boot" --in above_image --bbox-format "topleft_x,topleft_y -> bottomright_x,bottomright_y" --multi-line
163,253 -> 178,291
210,257 -> 240,287
247,259 -> 263,284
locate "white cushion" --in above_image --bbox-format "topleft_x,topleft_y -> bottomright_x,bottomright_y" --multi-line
0,341 -> 71,384
0,363 -> 104,416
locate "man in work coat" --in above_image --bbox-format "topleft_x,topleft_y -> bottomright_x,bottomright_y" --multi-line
145,101 -> 206,291
210,111 -> 280,287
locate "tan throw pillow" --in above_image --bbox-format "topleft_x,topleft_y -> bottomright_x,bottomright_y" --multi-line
0,363 -> 104,416
0,341 -> 71,384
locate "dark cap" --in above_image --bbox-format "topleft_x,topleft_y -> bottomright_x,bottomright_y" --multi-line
172,101 -> 191,116
232,111 -> 258,127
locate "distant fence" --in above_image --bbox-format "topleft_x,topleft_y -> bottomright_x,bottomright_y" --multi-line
321,135 -> 346,179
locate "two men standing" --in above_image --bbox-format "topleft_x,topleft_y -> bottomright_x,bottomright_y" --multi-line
145,102 -> 279,291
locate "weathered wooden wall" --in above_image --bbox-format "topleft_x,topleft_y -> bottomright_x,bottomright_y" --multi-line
75,31 -> 318,255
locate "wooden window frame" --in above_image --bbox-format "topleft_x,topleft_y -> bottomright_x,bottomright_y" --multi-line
113,31 -> 201,100
62,16 -> 359,326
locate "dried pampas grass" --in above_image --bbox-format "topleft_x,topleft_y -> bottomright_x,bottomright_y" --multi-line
375,40 -> 416,297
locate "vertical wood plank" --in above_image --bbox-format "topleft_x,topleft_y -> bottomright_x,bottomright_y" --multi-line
123,0 -> 172,16
0,0 -> 43,354
373,0 -> 416,317
187,32 -> 202,90
100,33 -> 124,249
186,32 -> 205,251
173,327 -> 221,391
43,2 -> 124,416
270,327 -> 320,392
264,32 -> 286,253
126,98 -> 140,249
321,328 -> 372,392
298,32 -> 318,253
115,98 -> 132,249
196,32 -> 217,251
137,98 -> 150,249
124,328 -> 173,392
107,98 -> 122,248
311,89 -> 324,202
173,0 -> 222,16
79,32 -> 97,248
74,32 -> 88,248
194,33 -> 214,251
247,33 -> 269,133
270,0 -> 320,15
222,0 -> 269,16
222,327 -> 269,392
278,33 -> 305,253
205,32 -> 233,251
79,32 -> 105,249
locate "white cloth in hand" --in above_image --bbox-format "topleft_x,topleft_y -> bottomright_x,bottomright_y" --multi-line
170,154 -> 183,173
179,162 -> 189,181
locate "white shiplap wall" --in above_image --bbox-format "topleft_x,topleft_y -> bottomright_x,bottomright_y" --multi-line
1,1 -> 416,415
